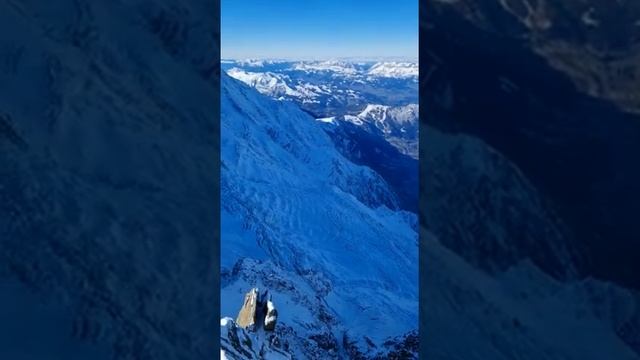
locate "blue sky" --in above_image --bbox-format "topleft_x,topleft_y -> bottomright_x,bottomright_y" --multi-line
221,0 -> 417,60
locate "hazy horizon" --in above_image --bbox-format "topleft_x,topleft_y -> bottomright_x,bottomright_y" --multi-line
221,56 -> 418,62
222,0 -> 417,60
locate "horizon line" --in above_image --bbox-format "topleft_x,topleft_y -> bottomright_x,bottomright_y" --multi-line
221,55 -> 418,62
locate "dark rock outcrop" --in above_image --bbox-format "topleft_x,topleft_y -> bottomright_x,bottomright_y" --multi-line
263,300 -> 278,332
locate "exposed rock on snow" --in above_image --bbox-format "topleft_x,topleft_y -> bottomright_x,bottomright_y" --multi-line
222,289 -> 284,359
264,300 -> 278,332
220,317 -> 292,360
236,288 -> 260,330
235,288 -> 279,333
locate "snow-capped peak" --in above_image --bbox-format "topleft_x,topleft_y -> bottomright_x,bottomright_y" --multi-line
291,60 -> 359,75
226,68 -> 301,98
367,62 -> 418,78
356,104 -> 419,128
358,104 -> 391,121
320,104 -> 419,158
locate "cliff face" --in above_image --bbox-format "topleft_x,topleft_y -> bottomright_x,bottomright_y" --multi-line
422,0 -> 640,289
426,0 -> 640,114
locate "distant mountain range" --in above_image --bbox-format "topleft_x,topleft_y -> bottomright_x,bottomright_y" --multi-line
222,59 -> 418,117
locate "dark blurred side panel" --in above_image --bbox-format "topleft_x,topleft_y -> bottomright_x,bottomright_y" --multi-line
0,1 -> 220,359
420,0 -> 640,358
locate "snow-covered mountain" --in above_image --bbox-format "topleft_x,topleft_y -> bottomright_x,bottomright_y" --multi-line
220,72 -> 418,358
422,126 -> 581,278
223,62 -> 419,219
287,60 -> 418,80
219,70 -> 640,359
422,230 -> 640,360
0,0 -> 219,359
230,59 -> 289,68
419,125 -> 640,359
315,104 -> 419,213
424,0 -> 640,292
223,59 -> 418,117
320,119 -> 418,213
220,62 -> 640,359
367,62 -> 418,78
291,60 -> 360,76
226,68 -> 303,99
319,104 -> 419,159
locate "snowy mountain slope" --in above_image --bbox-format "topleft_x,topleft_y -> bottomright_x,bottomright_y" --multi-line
220,72 -> 418,358
423,0 -> 640,291
231,59 -> 289,68
319,120 -> 418,213
221,316 -> 292,359
312,103 -> 419,215
422,232 -> 640,360
419,123 -> 640,358
321,104 -> 419,159
0,0 -> 218,358
218,70 -> 640,359
422,126 -> 580,278
224,63 -> 419,218
226,68 -> 304,99
291,60 -> 360,75
289,60 -> 418,80
366,62 -> 418,79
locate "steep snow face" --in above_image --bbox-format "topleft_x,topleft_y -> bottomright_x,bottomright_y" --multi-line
221,73 -> 418,357
0,0 -> 218,359
321,120 -> 418,213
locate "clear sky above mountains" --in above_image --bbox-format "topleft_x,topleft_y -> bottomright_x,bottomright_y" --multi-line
221,0 -> 417,60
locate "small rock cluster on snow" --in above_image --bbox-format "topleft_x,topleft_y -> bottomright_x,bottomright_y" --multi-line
221,288 -> 289,360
